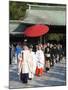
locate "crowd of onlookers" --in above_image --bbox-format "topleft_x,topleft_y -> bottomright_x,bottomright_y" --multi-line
9,41 -> 65,83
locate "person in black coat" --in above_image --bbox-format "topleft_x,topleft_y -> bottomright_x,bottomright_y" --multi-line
58,44 -> 64,62
52,44 -> 58,64
44,43 -> 51,72
50,44 -> 54,67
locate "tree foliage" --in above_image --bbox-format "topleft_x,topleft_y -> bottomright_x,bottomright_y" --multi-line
47,33 -> 64,41
9,1 -> 28,20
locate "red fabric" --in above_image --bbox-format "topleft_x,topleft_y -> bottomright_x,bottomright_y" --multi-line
40,68 -> 43,75
24,24 -> 49,37
36,67 -> 43,76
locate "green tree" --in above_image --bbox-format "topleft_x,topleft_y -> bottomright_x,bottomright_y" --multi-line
9,1 -> 28,20
47,33 -> 64,41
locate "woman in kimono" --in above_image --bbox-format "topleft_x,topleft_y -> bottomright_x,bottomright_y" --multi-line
36,45 -> 45,76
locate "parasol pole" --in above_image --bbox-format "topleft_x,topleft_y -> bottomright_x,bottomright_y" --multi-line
44,35 -> 45,44
38,38 -> 39,44
40,36 -> 42,44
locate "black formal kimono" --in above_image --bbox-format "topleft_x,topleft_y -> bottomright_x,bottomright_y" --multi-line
45,47 -> 51,71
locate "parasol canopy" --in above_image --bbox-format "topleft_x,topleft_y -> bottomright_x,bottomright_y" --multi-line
24,24 -> 49,37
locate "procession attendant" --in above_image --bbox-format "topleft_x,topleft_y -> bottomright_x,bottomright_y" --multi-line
58,44 -> 64,62
52,44 -> 58,63
49,44 -> 54,67
36,45 -> 45,76
45,46 -> 51,72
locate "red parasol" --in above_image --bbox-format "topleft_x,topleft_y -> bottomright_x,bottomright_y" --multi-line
24,24 -> 49,37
